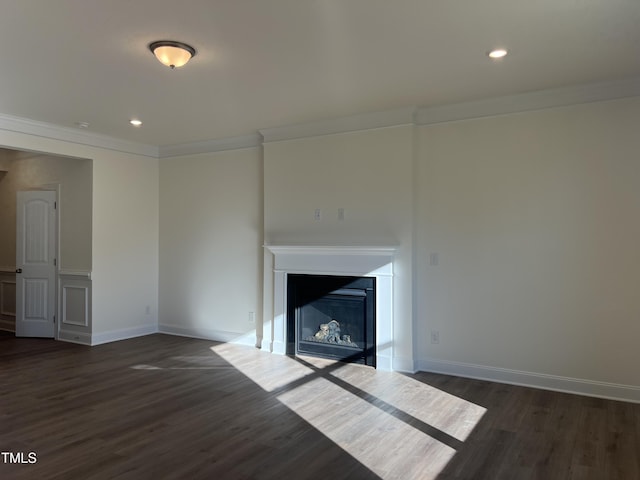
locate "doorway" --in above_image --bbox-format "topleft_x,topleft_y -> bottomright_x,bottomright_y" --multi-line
0,148 -> 92,336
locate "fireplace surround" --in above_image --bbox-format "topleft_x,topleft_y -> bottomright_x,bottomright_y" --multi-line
263,245 -> 395,370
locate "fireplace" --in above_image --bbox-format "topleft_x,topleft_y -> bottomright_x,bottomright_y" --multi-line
263,245 -> 396,370
287,274 -> 376,366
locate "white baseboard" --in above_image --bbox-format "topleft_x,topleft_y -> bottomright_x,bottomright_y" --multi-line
258,338 -> 285,354
90,323 -> 158,346
418,357 -> 640,404
374,355 -> 392,372
260,338 -> 272,352
391,355 -> 415,373
58,329 -> 92,345
271,340 -> 286,355
159,324 -> 258,348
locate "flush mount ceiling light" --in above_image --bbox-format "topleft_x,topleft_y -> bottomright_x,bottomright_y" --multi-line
488,48 -> 508,59
130,119 -> 142,127
149,40 -> 196,69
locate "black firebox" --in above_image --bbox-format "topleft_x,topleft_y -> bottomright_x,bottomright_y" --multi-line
287,274 -> 376,367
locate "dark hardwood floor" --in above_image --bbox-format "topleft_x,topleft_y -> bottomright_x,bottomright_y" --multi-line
1,332 -> 638,479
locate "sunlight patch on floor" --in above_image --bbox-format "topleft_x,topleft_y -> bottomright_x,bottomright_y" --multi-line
328,364 -> 486,442
276,375 -> 457,479
211,343 -> 315,392
212,344 -> 487,479
130,356 -> 235,370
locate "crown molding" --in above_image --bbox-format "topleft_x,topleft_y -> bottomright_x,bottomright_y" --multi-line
0,113 -> 159,158
416,76 -> 640,126
1,78 -> 638,159
259,107 -> 417,143
158,133 -> 263,158
257,77 -> 639,143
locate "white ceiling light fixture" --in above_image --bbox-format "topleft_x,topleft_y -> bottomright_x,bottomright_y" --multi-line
488,48 -> 508,59
130,119 -> 142,127
149,40 -> 196,69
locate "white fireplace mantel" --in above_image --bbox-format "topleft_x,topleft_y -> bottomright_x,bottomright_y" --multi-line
262,244 -> 397,371
265,245 -> 398,256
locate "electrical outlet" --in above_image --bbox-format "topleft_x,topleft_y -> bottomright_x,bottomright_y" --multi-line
248,311 -> 255,323
314,209 -> 321,220
338,208 -> 345,220
431,330 -> 440,344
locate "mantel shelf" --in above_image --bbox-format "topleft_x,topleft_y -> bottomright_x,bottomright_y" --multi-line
264,245 -> 398,257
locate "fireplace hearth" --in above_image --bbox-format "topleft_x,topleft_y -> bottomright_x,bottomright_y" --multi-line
287,274 -> 376,367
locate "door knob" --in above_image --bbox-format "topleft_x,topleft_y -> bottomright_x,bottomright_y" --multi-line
16,268 -> 22,274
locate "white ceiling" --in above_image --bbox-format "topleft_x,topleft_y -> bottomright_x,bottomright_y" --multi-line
1,0 -> 638,149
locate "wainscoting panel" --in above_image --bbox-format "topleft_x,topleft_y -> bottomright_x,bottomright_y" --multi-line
0,269 -> 16,331
62,285 -> 89,326
1,279 -> 16,316
58,271 -> 91,344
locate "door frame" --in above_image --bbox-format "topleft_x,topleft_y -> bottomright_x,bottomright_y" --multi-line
40,183 -> 61,339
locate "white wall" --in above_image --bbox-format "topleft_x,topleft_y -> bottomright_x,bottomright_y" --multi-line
158,147 -> 263,345
0,151 -> 17,269
0,149 -> 15,329
0,149 -> 9,170
91,150 -> 158,341
263,126 -> 415,368
0,130 -> 159,343
416,97 -> 640,393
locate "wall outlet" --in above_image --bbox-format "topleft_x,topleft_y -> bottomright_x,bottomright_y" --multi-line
430,330 -> 440,344
248,311 -> 255,323
314,208 -> 321,220
338,208 -> 345,220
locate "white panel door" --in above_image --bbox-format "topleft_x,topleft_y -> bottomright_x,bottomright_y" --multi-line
16,191 -> 57,338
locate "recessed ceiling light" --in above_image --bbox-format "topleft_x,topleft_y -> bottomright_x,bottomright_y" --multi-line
488,48 -> 508,59
130,119 -> 142,127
